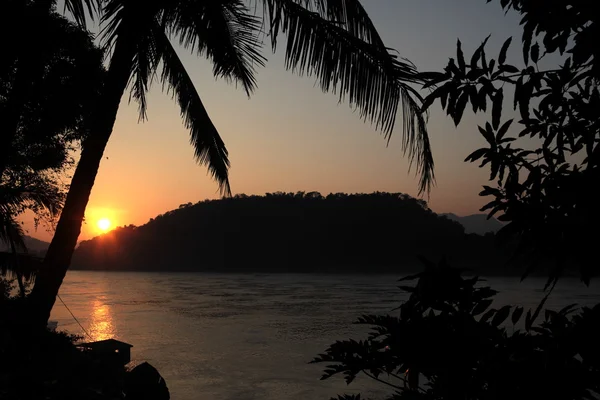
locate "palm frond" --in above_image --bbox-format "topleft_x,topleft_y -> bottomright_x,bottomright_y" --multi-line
0,215 -> 26,254
0,180 -> 64,223
263,0 -> 434,192
163,0 -> 266,95
101,0 -> 162,120
0,184 -> 62,218
128,23 -> 161,121
401,90 -> 435,194
157,31 -> 231,196
265,0 -> 387,49
100,2 -> 231,193
63,0 -> 101,27
0,252 -> 42,284
99,0 -> 124,50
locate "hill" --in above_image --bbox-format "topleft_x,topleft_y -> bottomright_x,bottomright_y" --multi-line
72,192 -> 509,274
0,235 -> 50,256
441,213 -> 503,235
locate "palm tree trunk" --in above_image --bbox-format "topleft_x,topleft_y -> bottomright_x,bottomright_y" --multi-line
28,38 -> 134,326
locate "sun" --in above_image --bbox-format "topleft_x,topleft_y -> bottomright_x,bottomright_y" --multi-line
97,218 -> 111,232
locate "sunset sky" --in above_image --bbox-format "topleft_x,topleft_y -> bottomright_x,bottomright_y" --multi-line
26,0 -> 525,241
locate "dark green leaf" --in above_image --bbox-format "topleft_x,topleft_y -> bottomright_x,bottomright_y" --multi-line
490,159 -> 499,180
492,88 -> 504,130
498,37 -> 512,64
481,308 -> 496,323
480,185 -> 501,196
479,124 -> 495,145
419,71 -> 450,81
398,273 -> 422,282
478,87 -> 488,112
440,90 -> 449,110
447,58 -> 460,76
492,305 -> 511,327
525,309 -> 533,331
471,35 -> 490,70
518,82 -> 531,119
513,76 -> 523,110
496,119 -> 513,141
421,83 -> 452,111
558,304 -> 578,316
453,91 -> 469,126
465,148 -> 488,163
457,39 -> 465,73
488,59 -> 496,74
473,299 -> 493,316
531,43 -> 540,63
527,291 -> 551,331
499,64 -> 520,74
466,68 -> 486,81
469,85 -> 479,112
421,72 -> 450,89
511,306 -> 524,324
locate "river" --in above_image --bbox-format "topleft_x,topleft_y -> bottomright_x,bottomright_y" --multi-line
50,271 -> 600,400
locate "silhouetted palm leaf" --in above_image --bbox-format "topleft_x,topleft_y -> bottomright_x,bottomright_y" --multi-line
0,251 -> 42,284
162,0 -> 267,95
63,0 -> 101,26
0,215 -> 26,254
158,31 -> 232,196
263,0 -> 433,192
0,182 -> 60,284
0,214 -> 38,289
99,0 -> 434,194
0,184 -> 62,218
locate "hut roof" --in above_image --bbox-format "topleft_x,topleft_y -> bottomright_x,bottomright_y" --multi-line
78,338 -> 133,351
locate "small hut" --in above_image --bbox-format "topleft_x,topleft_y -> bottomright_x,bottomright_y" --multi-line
78,338 -> 133,366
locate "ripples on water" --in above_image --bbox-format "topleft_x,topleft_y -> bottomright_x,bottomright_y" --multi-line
50,272 -> 600,400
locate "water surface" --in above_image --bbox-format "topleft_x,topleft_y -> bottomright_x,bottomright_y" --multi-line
50,272 -> 599,400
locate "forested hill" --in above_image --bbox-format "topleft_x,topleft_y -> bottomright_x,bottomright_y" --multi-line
72,192 -> 505,273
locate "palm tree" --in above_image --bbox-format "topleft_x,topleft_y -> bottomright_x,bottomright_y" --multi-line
0,214 -> 31,297
0,182 -> 62,297
0,1 -> 103,299
29,0 -> 435,324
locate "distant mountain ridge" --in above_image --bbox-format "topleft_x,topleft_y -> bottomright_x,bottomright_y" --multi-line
1,212 -> 502,264
441,213 -> 503,235
0,235 -> 49,256
72,192 -> 508,274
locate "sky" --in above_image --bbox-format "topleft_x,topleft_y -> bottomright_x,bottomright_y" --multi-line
26,0 -> 526,241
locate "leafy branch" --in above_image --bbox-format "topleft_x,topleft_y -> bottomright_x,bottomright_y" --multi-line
419,2 -> 599,285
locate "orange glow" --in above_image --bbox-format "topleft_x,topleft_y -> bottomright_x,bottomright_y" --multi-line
97,218 -> 111,232
83,207 -> 121,237
89,300 -> 114,341
19,2 -> 508,244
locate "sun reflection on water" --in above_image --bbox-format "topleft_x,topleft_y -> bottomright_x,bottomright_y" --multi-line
89,299 -> 115,341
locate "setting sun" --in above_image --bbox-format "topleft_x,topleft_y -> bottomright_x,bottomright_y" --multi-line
97,218 -> 111,232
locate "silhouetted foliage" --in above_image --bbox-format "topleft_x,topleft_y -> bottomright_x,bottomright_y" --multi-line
318,3 -> 600,399
32,0 -> 437,325
72,192 -> 506,273
1,1 -> 104,180
313,259 -> 600,400
0,1 -> 104,293
420,0 -> 599,286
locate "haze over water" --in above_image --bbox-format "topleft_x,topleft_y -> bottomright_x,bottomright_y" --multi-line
51,271 -> 600,400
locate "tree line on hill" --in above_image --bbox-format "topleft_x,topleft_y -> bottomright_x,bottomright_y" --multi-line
72,192 -> 510,274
